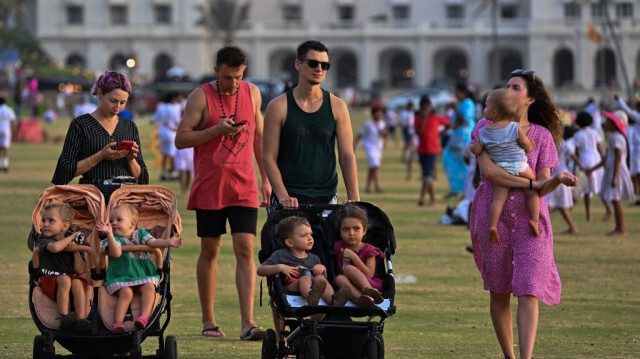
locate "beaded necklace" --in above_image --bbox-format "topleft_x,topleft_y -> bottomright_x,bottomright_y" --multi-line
215,80 -> 239,120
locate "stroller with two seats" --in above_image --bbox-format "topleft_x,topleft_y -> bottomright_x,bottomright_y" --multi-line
28,184 -> 181,359
259,202 -> 397,359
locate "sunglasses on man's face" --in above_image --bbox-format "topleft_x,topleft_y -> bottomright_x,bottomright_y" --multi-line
511,69 -> 536,82
304,58 -> 331,71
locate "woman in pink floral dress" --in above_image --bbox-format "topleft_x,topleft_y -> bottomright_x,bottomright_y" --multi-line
469,70 -> 579,359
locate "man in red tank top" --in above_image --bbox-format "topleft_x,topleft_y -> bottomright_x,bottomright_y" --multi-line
176,46 -> 271,341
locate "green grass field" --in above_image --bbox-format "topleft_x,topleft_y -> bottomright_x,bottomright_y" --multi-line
0,111 -> 638,358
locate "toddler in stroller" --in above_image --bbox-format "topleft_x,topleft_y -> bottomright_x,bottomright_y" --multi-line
33,201 -> 95,333
257,215 -> 350,307
259,202 -> 396,359
96,202 -> 182,333
29,184 -> 182,359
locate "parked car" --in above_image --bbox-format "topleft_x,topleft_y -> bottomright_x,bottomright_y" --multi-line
387,86 -> 453,114
244,77 -> 285,111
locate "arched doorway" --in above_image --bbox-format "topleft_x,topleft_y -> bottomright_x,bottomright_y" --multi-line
334,52 -> 357,88
269,49 -> 297,85
636,50 -> 640,87
379,49 -> 413,88
434,49 -> 468,88
553,48 -> 574,87
109,54 -> 128,72
154,53 -> 173,81
487,48 -> 522,86
594,48 -> 616,87
66,54 -> 86,68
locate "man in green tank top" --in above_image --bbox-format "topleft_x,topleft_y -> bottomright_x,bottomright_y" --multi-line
263,40 -> 360,208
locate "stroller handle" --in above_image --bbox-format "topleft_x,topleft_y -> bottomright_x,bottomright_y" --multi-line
98,245 -> 163,273
32,244 -> 97,271
269,203 -> 344,211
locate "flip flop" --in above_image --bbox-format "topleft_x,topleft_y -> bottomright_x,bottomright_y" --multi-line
202,326 -> 225,338
239,326 -> 266,341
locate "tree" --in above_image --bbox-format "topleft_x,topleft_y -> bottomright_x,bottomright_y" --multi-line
196,0 -> 247,46
0,0 -> 28,31
0,0 -> 53,68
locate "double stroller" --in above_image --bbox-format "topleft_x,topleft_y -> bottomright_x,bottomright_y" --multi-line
28,184 -> 182,359
259,202 -> 397,359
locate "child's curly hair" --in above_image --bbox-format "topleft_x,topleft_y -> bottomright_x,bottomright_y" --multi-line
277,216 -> 311,243
336,203 -> 369,231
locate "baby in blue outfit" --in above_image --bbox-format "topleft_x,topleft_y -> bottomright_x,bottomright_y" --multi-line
470,88 -> 539,243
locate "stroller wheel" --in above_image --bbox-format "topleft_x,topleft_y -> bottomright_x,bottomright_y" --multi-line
261,329 -> 277,359
33,335 -> 44,359
377,334 -> 385,359
304,337 -> 320,359
33,335 -> 54,359
362,338 -> 378,359
164,335 -> 178,359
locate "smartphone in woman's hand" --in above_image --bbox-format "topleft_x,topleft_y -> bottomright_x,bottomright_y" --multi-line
115,140 -> 135,151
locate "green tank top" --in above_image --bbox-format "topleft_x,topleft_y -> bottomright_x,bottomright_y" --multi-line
277,89 -> 338,198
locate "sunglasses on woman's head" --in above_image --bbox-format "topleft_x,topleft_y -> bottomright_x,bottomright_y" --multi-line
304,58 -> 331,71
511,69 -> 536,83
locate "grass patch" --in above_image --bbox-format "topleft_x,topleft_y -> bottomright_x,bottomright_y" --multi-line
0,111 -> 638,358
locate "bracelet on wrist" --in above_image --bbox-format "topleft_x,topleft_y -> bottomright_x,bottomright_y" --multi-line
87,157 -> 94,167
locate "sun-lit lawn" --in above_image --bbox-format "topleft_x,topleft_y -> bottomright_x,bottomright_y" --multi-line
0,110 -> 638,358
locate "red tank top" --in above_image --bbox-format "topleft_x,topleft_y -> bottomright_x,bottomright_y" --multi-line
187,81 -> 258,210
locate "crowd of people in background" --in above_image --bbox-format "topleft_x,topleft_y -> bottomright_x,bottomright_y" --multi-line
3,39 -> 639,358
377,82 -> 640,238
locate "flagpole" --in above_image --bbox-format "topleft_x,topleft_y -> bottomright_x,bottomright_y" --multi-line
602,0 -> 632,101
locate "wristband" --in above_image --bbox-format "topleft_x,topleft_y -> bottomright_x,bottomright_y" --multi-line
529,179 -> 533,191
87,157 -> 94,167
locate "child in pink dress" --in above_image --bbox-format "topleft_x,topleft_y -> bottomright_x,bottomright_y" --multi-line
334,204 -> 386,308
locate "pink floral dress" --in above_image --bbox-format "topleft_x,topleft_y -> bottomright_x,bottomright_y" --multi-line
470,118 -> 561,306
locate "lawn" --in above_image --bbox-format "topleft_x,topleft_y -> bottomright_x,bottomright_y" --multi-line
0,110 -> 638,358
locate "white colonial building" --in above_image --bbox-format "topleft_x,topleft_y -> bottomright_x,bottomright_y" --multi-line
35,0 -> 640,102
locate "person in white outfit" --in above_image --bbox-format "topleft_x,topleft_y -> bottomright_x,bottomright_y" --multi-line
72,94 -> 97,118
584,98 -> 603,135
614,94 -> 640,205
354,106 -> 387,193
156,93 -> 182,180
572,111 -> 610,221
547,126 -> 578,234
0,97 -> 17,172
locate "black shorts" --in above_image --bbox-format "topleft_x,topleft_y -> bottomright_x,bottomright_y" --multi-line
195,206 -> 258,237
